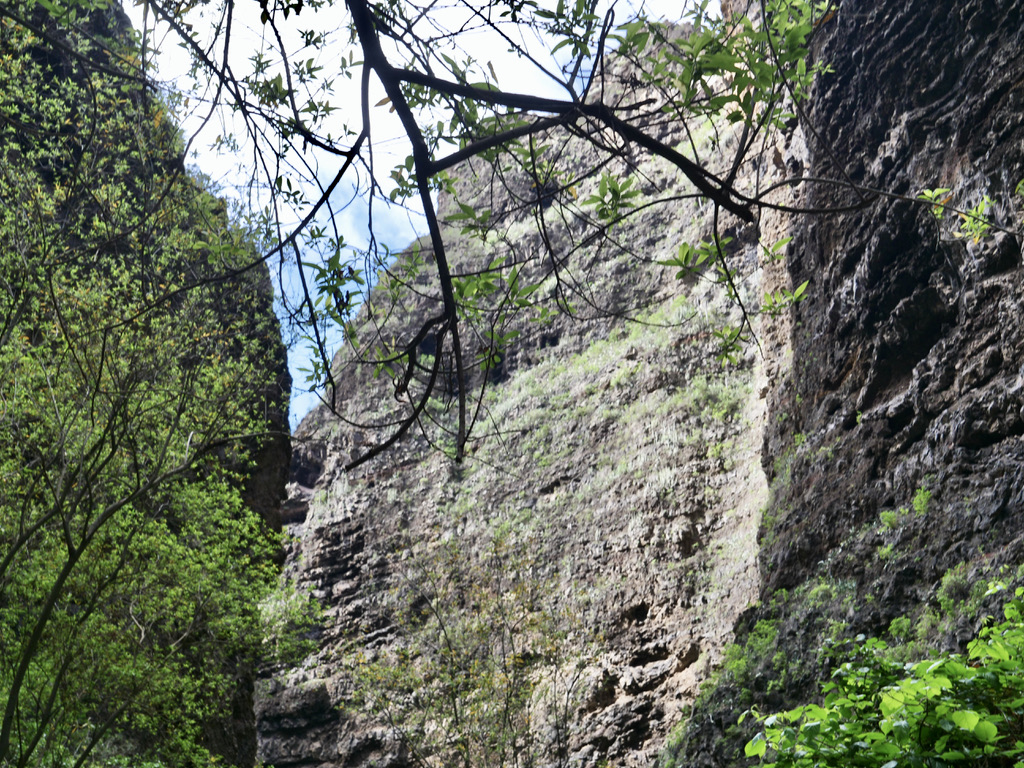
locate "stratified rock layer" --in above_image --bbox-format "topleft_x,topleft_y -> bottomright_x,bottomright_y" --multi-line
258,0 -> 1024,766
256,83 -> 786,764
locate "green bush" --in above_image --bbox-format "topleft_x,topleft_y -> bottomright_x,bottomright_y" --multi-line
888,616 -> 912,643
878,510 -> 899,531
724,620 -> 780,684
345,533 -> 587,768
744,586 -> 1024,767
912,486 -> 932,517
938,563 -> 987,617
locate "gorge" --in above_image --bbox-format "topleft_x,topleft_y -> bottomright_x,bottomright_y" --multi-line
3,0 -> 1024,765
256,0 -> 1024,766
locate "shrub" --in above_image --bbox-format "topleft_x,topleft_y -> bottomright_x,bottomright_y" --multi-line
887,616 -> 912,643
744,586 -> 1024,767
878,510 -> 899,531
937,563 -> 987,617
912,485 -> 932,517
345,533 -> 587,768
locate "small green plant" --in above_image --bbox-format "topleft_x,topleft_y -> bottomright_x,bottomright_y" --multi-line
723,620 -> 780,685
915,609 -> 942,643
918,186 -> 952,219
888,615 -> 912,643
805,579 -> 838,609
956,194 -> 994,243
912,484 -> 932,517
877,543 -> 896,561
878,509 -> 899,531
937,562 -> 986,617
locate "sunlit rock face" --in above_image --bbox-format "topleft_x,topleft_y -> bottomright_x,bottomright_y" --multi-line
257,0 -> 1024,766
255,44 -> 788,768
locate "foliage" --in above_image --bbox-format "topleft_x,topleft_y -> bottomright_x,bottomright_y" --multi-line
888,617 -> 912,644
956,195 -> 995,243
937,564 -> 987,619
743,586 -> 1024,768
0,7 -> 292,766
918,187 -> 954,219
918,185 -> 1014,243
913,485 -> 932,517
723,621 -> 781,685
878,510 -> 899,531
345,532 -> 588,768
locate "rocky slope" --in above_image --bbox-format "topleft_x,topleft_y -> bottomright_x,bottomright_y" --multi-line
256,0 -> 1024,766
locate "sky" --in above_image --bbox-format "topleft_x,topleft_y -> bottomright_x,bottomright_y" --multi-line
124,0 -> 718,429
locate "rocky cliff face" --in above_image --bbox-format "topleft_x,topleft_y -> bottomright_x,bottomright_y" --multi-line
257,0 -> 1024,766
675,0 -> 1024,765
767,0 -> 1024,598
256,85 -> 792,767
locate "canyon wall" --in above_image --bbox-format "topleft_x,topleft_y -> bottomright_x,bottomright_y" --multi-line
257,0 -> 1024,766
256,90 -> 791,768
676,0 -> 1024,765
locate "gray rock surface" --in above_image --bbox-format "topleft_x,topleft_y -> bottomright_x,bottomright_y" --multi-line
255,75 -> 786,765
257,0 -> 1024,765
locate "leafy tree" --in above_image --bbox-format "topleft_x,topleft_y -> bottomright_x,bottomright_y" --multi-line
0,5 -> 294,766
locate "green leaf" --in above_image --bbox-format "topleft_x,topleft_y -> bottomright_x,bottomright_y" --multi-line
745,732 -> 767,758
34,0 -> 62,14
951,710 -> 980,731
974,720 -> 999,742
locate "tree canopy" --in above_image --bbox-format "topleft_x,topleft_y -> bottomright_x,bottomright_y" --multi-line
0,4 -> 296,765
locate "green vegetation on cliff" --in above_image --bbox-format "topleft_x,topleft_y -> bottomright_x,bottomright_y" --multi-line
745,585 -> 1024,768
0,6 -> 292,766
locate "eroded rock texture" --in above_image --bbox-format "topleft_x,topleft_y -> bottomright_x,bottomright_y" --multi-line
678,0 -> 1024,765
258,1 -> 1024,766
768,0 -> 1024,594
255,83 -> 785,765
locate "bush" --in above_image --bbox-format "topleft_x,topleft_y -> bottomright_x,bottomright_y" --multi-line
345,533 -> 588,768
744,586 -> 1024,767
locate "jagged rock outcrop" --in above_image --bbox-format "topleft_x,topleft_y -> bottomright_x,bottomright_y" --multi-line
767,0 -> 1024,596
674,0 -> 1024,766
